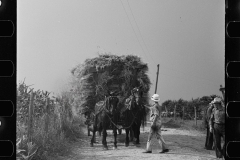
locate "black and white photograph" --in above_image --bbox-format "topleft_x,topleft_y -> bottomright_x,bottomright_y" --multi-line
17,0 -> 225,159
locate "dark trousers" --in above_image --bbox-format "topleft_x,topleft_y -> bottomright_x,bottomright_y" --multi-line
213,123 -> 225,158
205,126 -> 214,150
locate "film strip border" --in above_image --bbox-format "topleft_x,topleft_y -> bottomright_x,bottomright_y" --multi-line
226,0 -> 240,159
0,0 -> 16,159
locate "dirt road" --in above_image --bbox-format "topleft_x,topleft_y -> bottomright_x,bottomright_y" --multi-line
57,122 -> 218,160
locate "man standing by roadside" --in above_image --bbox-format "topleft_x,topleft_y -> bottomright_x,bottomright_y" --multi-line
143,94 -> 169,154
209,97 -> 225,159
204,101 -> 214,150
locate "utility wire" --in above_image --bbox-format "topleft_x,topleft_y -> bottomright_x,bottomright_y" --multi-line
120,0 -> 147,58
126,0 -> 154,62
126,0 -> 223,86
120,0 -> 222,89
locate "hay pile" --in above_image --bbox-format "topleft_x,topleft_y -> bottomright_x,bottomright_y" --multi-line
71,54 -> 151,115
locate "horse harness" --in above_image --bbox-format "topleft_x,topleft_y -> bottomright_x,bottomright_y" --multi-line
93,91 -> 143,130
105,106 -> 141,130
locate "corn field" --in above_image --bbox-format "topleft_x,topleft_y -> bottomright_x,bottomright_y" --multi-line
17,81 -> 84,160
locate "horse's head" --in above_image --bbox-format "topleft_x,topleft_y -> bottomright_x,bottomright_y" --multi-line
105,95 -> 119,113
125,87 -> 147,129
131,87 -> 142,106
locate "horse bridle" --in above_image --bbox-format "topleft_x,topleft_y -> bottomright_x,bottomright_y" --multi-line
122,91 -> 143,129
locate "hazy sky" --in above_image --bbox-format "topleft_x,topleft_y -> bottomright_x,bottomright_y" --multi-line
17,0 -> 225,103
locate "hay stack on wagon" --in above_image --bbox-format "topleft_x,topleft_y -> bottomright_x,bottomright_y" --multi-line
71,54 -> 151,116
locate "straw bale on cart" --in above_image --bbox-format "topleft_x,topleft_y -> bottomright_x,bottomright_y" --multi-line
71,54 -> 151,120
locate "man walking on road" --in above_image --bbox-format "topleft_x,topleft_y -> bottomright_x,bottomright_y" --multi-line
209,97 -> 225,159
143,94 -> 169,154
204,101 -> 214,150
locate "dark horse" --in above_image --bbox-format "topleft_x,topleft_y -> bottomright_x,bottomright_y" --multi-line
122,87 -> 147,147
90,94 -> 120,150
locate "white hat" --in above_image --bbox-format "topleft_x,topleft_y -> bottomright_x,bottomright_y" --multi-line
212,97 -> 222,104
151,94 -> 160,102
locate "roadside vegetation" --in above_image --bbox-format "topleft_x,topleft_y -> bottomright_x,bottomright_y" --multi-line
17,80 -> 85,160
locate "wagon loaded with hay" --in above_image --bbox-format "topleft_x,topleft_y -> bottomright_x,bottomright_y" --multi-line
71,54 -> 151,134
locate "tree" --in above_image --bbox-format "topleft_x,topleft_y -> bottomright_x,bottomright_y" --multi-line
176,98 -> 188,119
161,100 -> 173,113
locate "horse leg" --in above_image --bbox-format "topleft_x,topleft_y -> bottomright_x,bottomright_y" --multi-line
113,127 -> 117,149
102,129 -> 108,150
87,124 -> 91,136
90,126 -> 96,147
125,129 -> 130,147
118,129 -> 122,135
135,125 -> 141,145
93,130 -> 98,143
130,127 -> 134,142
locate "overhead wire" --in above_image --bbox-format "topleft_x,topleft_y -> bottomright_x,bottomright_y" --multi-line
126,0 -> 155,62
125,1 -> 213,87
122,0 -> 160,89
120,0 -> 147,58
126,1 -> 223,87
119,0 -> 222,90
